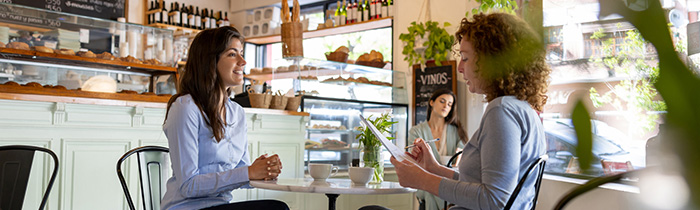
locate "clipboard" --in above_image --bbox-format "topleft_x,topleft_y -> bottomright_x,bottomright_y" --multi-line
359,114 -> 417,164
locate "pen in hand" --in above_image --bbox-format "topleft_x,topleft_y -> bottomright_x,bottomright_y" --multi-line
404,138 -> 439,149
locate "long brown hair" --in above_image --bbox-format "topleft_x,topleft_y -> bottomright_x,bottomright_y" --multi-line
426,89 -> 468,143
165,26 -> 245,142
455,13 -> 551,112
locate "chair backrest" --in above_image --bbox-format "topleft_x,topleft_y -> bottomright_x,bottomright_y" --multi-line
116,146 -> 170,210
553,169 -> 637,210
0,145 -> 59,210
504,154 -> 548,210
445,151 -> 463,168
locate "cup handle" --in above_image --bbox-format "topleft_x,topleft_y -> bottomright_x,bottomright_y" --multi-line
331,166 -> 339,177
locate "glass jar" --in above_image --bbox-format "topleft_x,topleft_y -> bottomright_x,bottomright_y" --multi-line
359,143 -> 384,183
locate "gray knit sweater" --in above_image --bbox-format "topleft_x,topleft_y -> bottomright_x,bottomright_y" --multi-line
438,96 -> 546,210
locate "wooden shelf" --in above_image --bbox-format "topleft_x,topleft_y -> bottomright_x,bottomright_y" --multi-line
147,23 -> 201,34
0,84 -> 171,105
245,68 -> 342,81
246,17 -> 393,45
0,48 -> 177,73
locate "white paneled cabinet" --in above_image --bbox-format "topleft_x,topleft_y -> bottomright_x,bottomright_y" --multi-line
0,99 -> 413,210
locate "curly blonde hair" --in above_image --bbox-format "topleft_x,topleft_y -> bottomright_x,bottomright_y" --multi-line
455,13 -> 551,112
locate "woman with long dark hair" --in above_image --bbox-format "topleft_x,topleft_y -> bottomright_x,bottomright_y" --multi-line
411,89 -> 467,210
161,26 -> 289,210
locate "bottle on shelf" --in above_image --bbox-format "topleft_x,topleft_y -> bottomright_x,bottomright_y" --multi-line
381,0 -> 388,18
217,11 -> 224,28
340,0 -> 347,25
375,0 -> 381,19
148,1 -> 154,24
359,0 -> 365,22
210,10 -> 216,28
194,6 -> 201,29
202,9 -> 209,29
188,6 -> 195,29
388,0 -> 393,17
160,1 -> 168,24
180,3 -> 188,28
169,2 -> 180,27
224,12 -> 230,27
334,1 -> 341,27
365,0 -> 371,21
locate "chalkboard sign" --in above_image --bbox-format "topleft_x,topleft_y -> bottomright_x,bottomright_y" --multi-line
12,0 -> 126,21
412,61 -> 457,125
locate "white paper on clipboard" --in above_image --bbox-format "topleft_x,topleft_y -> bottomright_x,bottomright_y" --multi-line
359,114 -> 417,164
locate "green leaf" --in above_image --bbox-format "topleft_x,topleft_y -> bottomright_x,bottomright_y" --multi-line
572,100 -> 593,171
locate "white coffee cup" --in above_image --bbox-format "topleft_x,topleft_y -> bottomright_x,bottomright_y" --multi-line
348,167 -> 374,185
308,163 -> 339,180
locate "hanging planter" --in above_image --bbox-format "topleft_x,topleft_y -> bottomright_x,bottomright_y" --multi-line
399,21 -> 454,69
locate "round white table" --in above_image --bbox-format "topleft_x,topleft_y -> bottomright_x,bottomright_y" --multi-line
250,178 -> 416,210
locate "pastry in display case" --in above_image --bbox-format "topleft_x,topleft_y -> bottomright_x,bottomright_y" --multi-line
0,3 -> 177,101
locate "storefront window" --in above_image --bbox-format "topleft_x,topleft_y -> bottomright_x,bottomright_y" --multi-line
541,0 -> 679,178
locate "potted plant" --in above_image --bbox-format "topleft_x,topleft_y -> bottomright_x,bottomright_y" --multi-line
356,112 -> 397,183
399,21 -> 455,68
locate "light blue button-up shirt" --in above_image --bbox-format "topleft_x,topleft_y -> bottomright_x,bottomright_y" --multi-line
161,94 -> 251,210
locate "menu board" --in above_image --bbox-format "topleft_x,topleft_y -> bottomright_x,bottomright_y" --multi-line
12,0 -> 126,21
412,61 -> 457,125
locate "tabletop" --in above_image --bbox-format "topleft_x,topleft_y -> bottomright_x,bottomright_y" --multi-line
249,178 -> 416,195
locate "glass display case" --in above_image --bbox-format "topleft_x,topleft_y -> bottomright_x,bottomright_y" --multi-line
302,96 -> 408,170
247,57 -> 409,170
0,3 -> 177,98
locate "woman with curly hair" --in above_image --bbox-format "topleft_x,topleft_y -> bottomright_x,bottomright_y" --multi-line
363,12 -> 551,210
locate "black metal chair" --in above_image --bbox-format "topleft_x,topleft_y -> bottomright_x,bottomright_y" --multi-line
442,153 -> 548,210
116,146 -> 170,210
553,169 -> 639,210
0,145 -> 59,210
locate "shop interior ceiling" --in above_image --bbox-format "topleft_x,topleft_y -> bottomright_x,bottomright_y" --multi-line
231,0 -> 328,12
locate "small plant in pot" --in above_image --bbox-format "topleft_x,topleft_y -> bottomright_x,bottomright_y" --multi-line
399,21 -> 455,68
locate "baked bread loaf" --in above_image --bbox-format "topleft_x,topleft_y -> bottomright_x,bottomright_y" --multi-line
141,92 -> 155,95
33,46 -> 54,53
57,48 -> 75,56
250,68 -> 263,74
120,56 -> 143,64
77,51 -> 96,58
23,82 -> 42,88
7,42 -> 30,50
262,67 -> 273,73
119,90 -> 138,94
0,42 -> 6,48
143,59 -> 162,65
3,81 -> 20,86
97,52 -> 115,60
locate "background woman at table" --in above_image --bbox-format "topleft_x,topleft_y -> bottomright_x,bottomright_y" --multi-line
161,26 -> 289,210
381,12 -> 551,210
409,88 -> 467,210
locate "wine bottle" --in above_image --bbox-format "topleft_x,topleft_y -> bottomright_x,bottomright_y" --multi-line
359,0 -> 365,22
210,10 -> 216,28
148,1 -> 154,24
180,3 -> 188,28
340,0 -> 347,25
160,1 -> 168,24
334,1 -> 341,26
202,9 -> 209,29
388,0 -> 393,17
217,11 -> 224,27
170,2 -> 180,26
365,0 -> 371,21
224,12 -> 230,27
382,0 -> 388,18
188,6 -> 195,29
194,7 -> 201,29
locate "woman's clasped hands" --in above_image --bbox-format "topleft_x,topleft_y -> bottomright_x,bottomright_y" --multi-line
249,154 -> 283,181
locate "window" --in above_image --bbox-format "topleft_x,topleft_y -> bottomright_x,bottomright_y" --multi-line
542,0 -> 673,179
